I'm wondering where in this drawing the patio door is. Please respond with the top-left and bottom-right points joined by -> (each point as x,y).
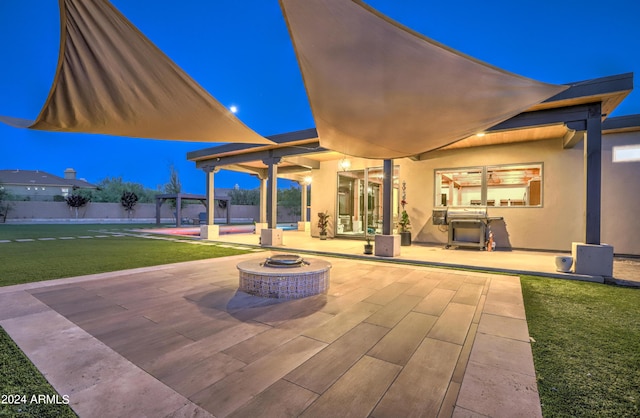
337,171 -> 365,236
337,166 -> 399,237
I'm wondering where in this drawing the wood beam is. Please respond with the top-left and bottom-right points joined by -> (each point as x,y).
194,142 -> 324,169
563,129 -> 585,149
282,156 -> 320,169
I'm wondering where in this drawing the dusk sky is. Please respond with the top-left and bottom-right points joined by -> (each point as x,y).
1,0 -> 639,193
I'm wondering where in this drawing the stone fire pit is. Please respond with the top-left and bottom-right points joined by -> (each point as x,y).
237,254 -> 331,299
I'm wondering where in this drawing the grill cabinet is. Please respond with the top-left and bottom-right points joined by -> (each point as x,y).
433,207 -> 502,250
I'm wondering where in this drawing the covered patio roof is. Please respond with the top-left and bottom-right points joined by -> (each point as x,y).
187,72 -> 633,181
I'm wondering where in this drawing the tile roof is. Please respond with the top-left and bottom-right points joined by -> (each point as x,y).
0,169 -> 97,188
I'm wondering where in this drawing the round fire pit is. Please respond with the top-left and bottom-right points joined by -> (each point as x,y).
263,254 -> 308,268
237,254 -> 331,299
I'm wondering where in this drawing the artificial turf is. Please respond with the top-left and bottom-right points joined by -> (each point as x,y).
521,276 -> 640,417
0,224 -> 252,287
0,327 -> 77,417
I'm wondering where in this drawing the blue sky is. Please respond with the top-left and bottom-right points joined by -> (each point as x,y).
1,0 -> 639,193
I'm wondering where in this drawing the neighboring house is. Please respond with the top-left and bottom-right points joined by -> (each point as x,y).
0,168 -> 97,201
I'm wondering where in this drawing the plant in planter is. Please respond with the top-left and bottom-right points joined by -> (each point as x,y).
364,236 -> 374,254
317,211 -> 330,240
398,181 -> 412,246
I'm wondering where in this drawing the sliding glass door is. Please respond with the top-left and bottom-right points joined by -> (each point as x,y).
337,166 -> 399,237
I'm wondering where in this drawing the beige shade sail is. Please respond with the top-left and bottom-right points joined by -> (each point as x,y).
280,0 -> 568,159
0,0 -> 273,145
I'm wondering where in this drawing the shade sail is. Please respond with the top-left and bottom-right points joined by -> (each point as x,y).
280,0 -> 568,159
0,0 -> 273,145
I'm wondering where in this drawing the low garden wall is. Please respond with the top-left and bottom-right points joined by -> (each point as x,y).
1,201 -> 298,224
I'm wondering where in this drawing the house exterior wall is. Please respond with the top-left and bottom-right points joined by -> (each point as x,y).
405,138 -> 586,252
309,130 -> 640,255
310,160 -> 339,238
1,184 -> 74,201
601,131 -> 640,255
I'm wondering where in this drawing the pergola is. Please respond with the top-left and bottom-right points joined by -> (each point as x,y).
155,193 -> 230,227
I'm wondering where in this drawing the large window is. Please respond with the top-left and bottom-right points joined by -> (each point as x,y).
435,163 -> 542,207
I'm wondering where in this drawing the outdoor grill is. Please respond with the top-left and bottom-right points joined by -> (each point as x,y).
433,207 -> 502,250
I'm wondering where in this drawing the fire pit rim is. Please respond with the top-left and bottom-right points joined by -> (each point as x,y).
262,253 -> 308,268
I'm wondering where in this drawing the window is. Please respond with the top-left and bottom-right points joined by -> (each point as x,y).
435,163 -> 542,207
435,167 -> 482,207
487,164 -> 542,206
613,144 -> 640,162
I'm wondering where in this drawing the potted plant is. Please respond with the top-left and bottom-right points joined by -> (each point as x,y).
364,236 -> 374,254
398,181 -> 411,246
317,211 -> 330,240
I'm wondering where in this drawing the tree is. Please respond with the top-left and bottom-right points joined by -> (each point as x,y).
120,191 -> 139,218
0,183 -> 13,222
228,188 -> 260,205
278,185 -> 302,217
163,165 -> 182,209
65,193 -> 90,219
92,176 -> 156,203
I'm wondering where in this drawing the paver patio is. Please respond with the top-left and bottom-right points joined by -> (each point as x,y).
0,251 -> 541,417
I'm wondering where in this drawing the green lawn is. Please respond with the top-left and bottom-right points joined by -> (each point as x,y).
522,276 -> 640,417
0,224 -> 252,287
0,223 -> 160,240
0,327 -> 77,417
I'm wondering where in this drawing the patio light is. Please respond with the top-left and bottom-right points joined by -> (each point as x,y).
339,158 -> 351,171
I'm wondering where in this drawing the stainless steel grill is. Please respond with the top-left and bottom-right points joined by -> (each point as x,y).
446,207 -> 489,221
433,207 -> 502,250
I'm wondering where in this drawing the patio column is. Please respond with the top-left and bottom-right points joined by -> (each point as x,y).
572,102 -> 613,277
261,157 -> 283,246
297,180 -> 310,232
201,167 -> 219,240
382,159 -> 393,235
253,173 -> 268,236
585,102 -> 602,245
155,196 -> 162,225
301,182 -> 308,222
260,177 -> 267,224
375,159 -> 400,257
176,194 -> 182,227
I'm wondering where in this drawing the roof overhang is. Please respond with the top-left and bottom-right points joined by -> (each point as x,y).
188,73 -> 634,176
415,73 -> 633,160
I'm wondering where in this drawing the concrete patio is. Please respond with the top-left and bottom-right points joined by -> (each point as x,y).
1,248 -> 541,417
148,227 -> 640,285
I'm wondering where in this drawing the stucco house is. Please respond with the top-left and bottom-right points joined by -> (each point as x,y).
187,75 -> 640,258
0,168 -> 97,201
1,0 -> 637,276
